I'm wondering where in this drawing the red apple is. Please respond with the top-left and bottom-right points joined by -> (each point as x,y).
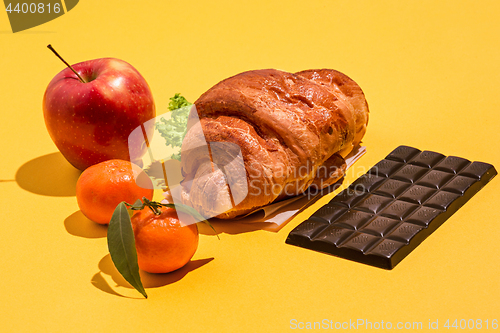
43,51 -> 155,171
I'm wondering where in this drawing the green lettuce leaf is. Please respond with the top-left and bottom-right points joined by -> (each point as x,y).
155,94 -> 192,161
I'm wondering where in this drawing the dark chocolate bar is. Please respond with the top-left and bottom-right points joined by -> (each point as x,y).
285,146 -> 497,269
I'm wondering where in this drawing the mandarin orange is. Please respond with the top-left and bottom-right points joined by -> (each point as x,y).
76,159 -> 154,224
131,206 -> 199,274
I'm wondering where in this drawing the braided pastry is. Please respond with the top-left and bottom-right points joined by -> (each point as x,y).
179,69 -> 369,219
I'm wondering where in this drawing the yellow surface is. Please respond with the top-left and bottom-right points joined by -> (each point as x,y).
1,1 -> 499,332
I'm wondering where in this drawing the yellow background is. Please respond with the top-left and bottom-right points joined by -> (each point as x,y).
1,1 -> 499,332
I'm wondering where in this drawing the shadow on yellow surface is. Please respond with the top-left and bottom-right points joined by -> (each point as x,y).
93,254 -> 214,297
16,152 -> 81,196
195,184 -> 335,235
65,210 -> 108,238
198,220 -> 273,235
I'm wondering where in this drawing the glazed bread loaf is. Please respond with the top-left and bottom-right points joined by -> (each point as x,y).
179,69 -> 369,219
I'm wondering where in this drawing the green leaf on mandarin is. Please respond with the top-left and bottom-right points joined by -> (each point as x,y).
107,202 -> 147,298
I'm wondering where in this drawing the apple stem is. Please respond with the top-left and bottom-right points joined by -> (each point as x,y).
47,44 -> 87,83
